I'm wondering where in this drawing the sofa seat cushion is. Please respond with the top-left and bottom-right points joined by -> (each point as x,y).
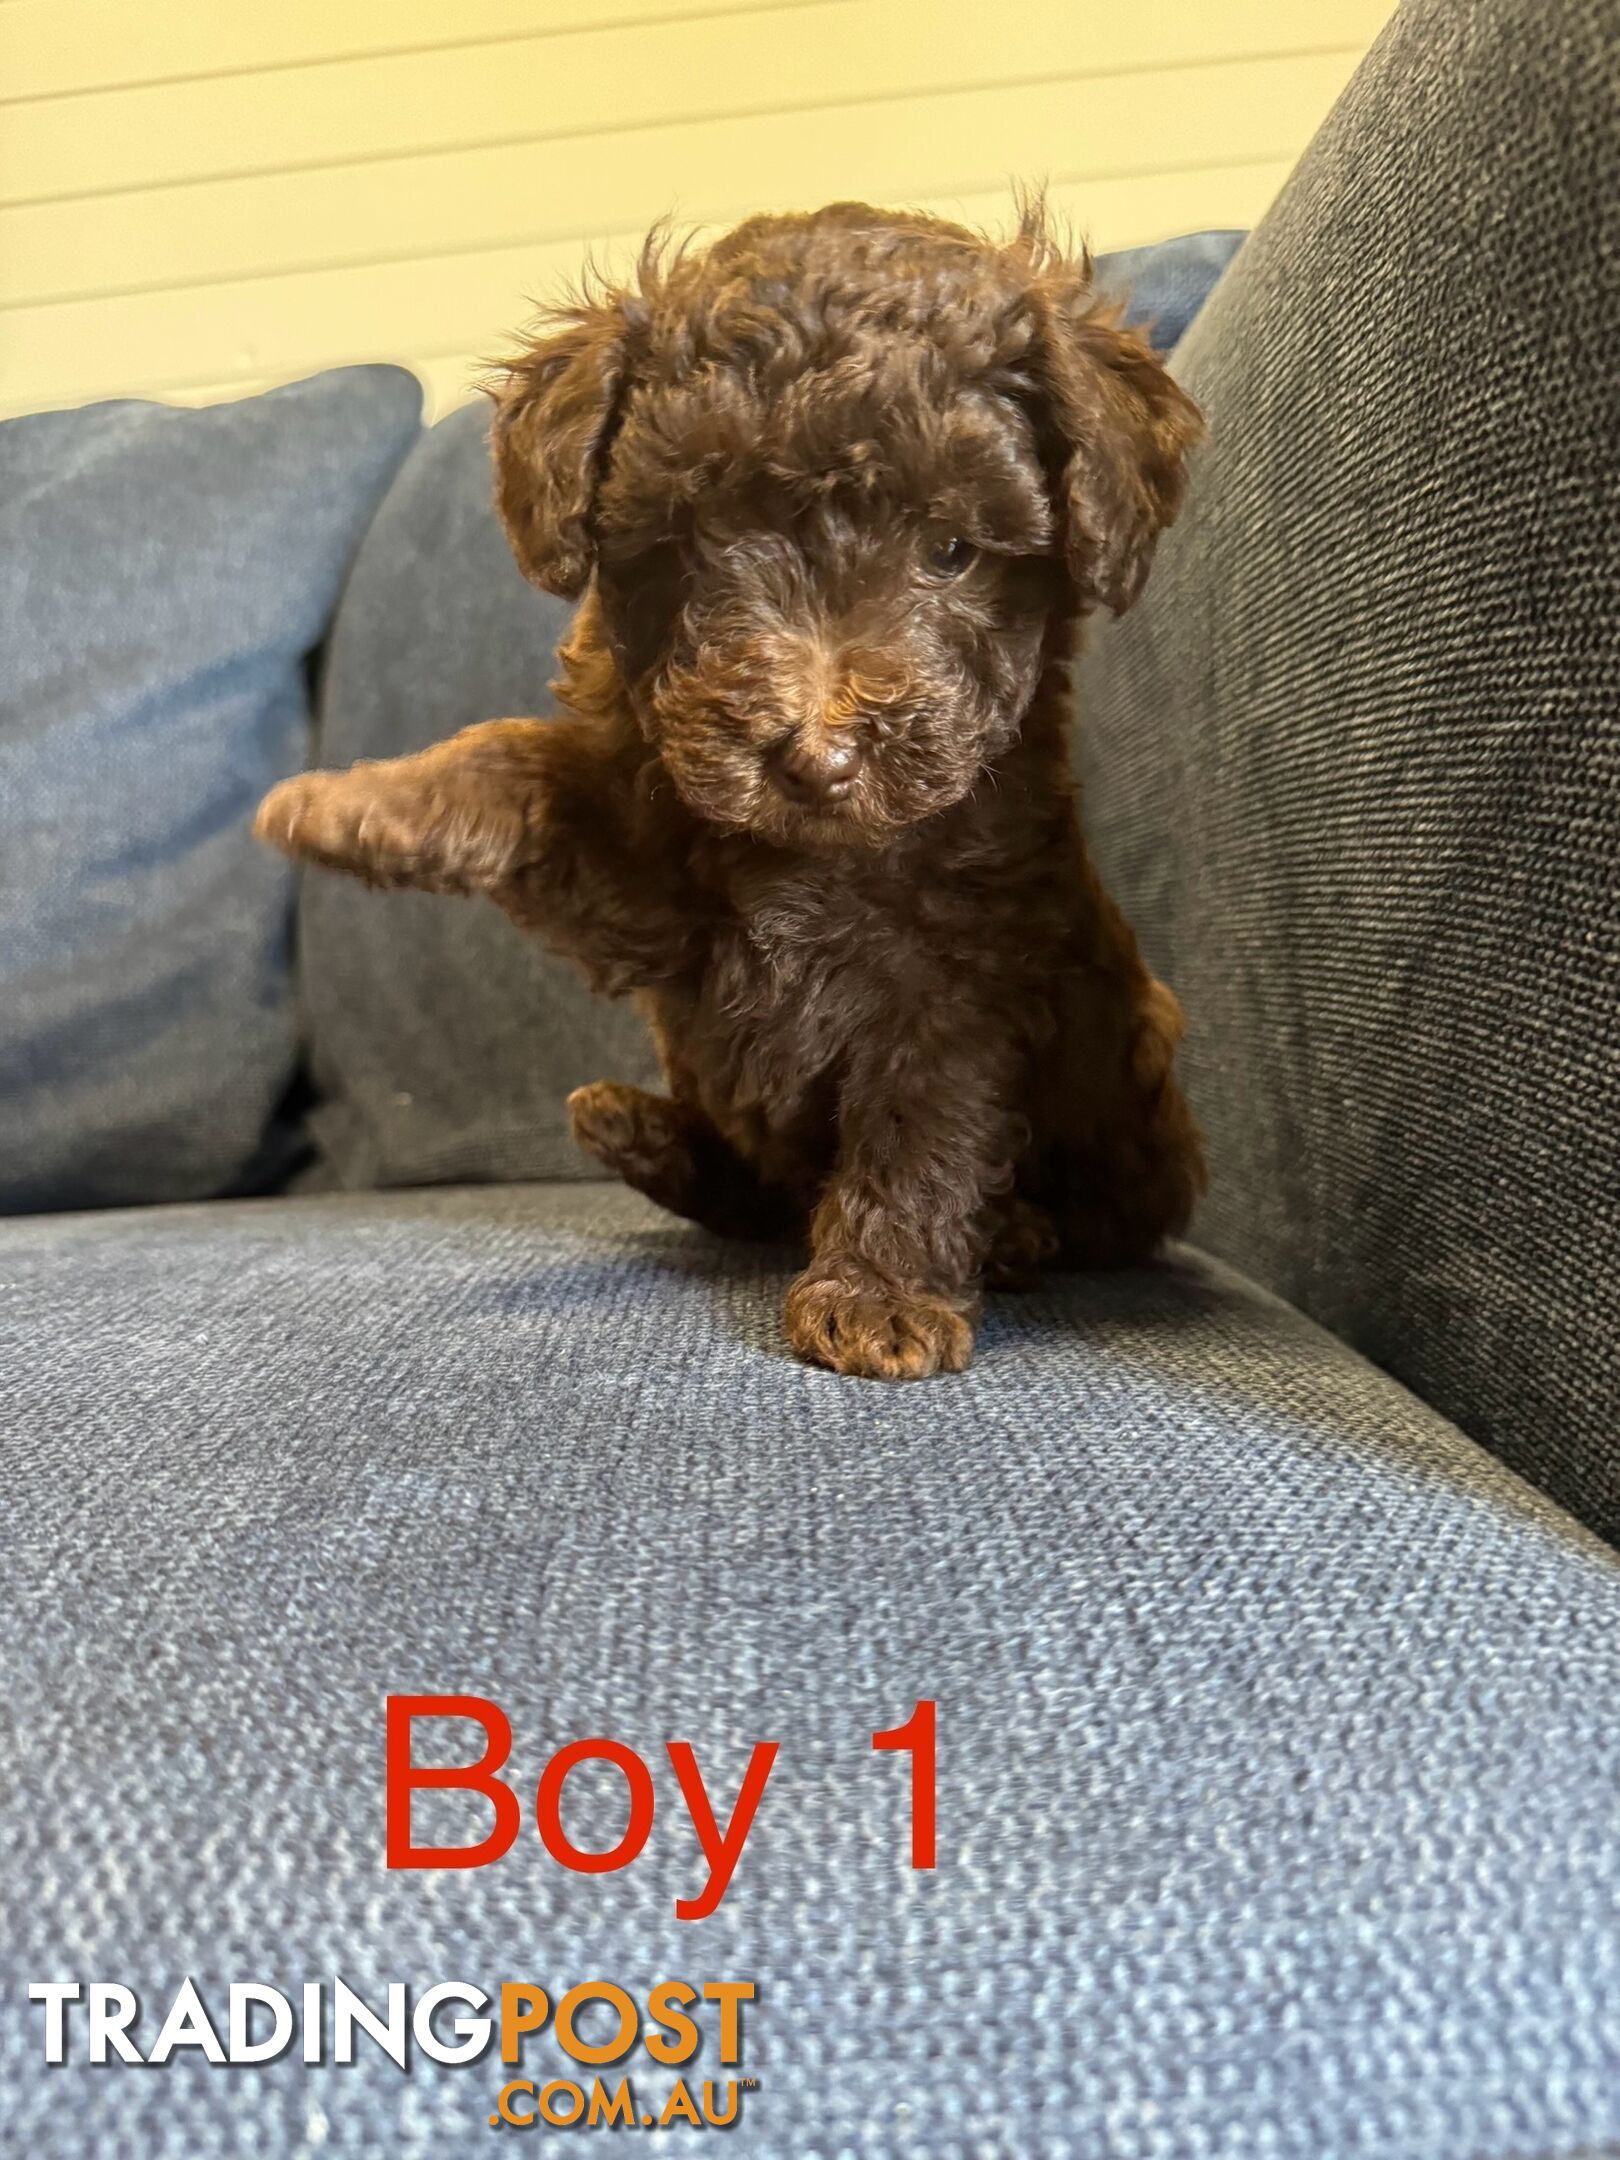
3,1182 -> 1617,2158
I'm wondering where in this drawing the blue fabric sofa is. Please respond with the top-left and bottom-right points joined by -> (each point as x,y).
2,1 -> 1615,2154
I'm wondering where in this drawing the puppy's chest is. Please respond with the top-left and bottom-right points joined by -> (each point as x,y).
706,877 -> 880,1054
693,860 -> 992,1078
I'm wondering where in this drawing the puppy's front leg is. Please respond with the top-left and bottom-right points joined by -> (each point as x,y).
255,719 -> 553,894
256,717 -> 690,990
784,1020 -> 1019,1381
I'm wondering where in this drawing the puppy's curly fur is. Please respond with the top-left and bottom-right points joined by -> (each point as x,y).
259,199 -> 1207,1380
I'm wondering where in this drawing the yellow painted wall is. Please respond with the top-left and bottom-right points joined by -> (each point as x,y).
0,0 -> 1397,422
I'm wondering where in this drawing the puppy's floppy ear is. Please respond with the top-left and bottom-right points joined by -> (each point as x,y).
1020,250 -> 1205,615
488,289 -> 636,598
253,721 -> 550,896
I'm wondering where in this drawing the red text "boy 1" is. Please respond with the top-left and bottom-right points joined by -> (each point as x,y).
384,1695 -> 937,1919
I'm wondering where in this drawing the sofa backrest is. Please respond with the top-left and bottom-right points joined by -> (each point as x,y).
1073,0 -> 1619,1542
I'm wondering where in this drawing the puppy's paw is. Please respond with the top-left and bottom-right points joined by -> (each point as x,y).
982,1196 -> 1060,1291
254,725 -> 545,894
784,1265 -> 973,1381
568,1082 -> 694,1187
254,767 -> 433,887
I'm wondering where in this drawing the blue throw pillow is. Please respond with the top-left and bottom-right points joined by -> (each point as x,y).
1096,230 -> 1247,352
0,367 -> 423,1214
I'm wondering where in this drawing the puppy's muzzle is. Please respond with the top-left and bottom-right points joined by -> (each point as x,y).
770,730 -> 864,808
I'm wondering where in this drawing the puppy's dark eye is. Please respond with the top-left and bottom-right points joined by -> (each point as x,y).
925,535 -> 977,578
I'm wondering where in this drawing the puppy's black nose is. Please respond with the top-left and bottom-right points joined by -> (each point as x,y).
772,733 -> 863,807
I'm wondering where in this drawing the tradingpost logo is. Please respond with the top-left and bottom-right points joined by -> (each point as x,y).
27,1977 -> 757,2134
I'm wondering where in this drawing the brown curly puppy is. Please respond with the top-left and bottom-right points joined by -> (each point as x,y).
257,200 -> 1206,1380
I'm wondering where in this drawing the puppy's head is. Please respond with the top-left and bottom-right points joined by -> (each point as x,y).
492,200 -> 1202,850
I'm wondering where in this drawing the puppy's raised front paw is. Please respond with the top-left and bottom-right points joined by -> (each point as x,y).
784,1265 -> 973,1381
253,767 -> 422,885
254,724 -> 546,894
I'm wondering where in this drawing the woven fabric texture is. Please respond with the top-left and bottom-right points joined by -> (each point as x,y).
1072,0 -> 1620,1540
3,1182 -> 1618,2158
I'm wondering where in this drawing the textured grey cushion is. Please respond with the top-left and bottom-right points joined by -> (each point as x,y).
301,399 -> 660,1192
1073,0 -> 1620,1541
301,237 -> 1238,1196
0,369 -> 422,1214
3,1182 -> 1618,2157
